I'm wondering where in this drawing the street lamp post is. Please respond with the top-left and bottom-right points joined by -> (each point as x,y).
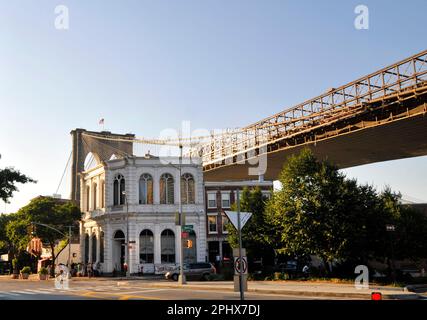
122,191 -> 130,277
177,144 -> 186,285
168,144 -> 186,284
31,222 -> 73,271
386,224 -> 396,283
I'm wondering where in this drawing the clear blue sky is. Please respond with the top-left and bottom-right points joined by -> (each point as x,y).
1,0 -> 426,213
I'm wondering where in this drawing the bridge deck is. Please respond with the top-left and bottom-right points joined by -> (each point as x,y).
204,102 -> 427,181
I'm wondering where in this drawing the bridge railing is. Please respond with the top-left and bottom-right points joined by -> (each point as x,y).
193,50 -> 427,165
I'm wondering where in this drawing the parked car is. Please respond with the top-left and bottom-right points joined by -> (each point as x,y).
165,263 -> 216,281
277,260 -> 298,274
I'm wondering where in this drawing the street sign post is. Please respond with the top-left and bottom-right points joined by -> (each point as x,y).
227,189 -> 252,300
182,225 -> 193,232
234,256 -> 248,275
224,211 -> 252,231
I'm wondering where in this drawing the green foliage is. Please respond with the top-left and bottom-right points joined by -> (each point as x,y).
4,197 -> 81,274
55,239 -> 69,255
0,213 -> 14,254
0,167 -> 36,203
226,187 -> 276,266
20,266 -> 31,274
6,214 -> 32,253
17,197 -> 81,248
266,148 -> 427,272
12,258 -> 18,270
38,267 -> 48,275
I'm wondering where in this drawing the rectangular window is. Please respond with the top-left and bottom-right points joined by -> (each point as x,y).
221,192 -> 230,208
207,193 -> 217,209
222,215 -> 229,234
208,215 -> 218,234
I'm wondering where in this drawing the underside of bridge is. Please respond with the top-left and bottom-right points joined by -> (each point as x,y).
203,86 -> 427,181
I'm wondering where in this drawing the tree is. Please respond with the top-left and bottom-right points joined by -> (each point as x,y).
0,166 -> 36,203
379,189 -> 427,267
14,197 -> 81,276
227,187 -> 276,269
266,149 -> 352,269
266,148 -> 427,278
0,213 -> 15,255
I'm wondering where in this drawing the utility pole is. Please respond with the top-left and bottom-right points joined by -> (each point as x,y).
123,191 -> 130,277
31,222 -> 73,270
68,225 -> 72,268
178,144 -> 186,285
236,189 -> 244,301
386,224 -> 396,283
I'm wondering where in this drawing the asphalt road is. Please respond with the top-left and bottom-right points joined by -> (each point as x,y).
0,278 -> 351,300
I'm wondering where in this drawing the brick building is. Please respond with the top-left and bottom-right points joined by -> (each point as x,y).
204,180 -> 273,266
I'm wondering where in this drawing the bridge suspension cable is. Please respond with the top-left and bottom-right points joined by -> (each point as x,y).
55,151 -> 72,196
78,50 -> 427,168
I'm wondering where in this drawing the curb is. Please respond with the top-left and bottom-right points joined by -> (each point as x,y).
405,284 -> 427,293
145,283 -> 420,300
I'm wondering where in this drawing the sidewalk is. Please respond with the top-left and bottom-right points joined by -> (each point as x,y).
144,280 -> 421,300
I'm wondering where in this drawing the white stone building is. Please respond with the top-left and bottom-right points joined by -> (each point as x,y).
79,155 -> 206,275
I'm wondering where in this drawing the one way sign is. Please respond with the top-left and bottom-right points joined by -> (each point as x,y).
224,211 -> 252,230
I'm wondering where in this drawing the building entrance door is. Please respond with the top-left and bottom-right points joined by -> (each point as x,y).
113,230 -> 126,272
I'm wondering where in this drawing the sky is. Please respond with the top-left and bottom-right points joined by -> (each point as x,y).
1,0 -> 426,213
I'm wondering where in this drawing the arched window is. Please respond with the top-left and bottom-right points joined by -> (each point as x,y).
139,229 -> 154,263
160,174 -> 174,204
113,174 -> 125,206
86,186 -> 90,211
139,174 -> 153,204
161,229 -> 175,263
91,234 -> 97,263
93,183 -> 97,210
100,231 -> 104,263
114,230 -> 125,239
181,173 -> 195,204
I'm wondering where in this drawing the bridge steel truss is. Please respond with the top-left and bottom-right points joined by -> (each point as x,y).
193,50 -> 427,175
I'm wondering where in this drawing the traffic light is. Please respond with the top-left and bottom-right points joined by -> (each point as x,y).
186,240 -> 193,248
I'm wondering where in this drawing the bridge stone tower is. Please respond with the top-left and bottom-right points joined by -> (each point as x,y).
70,129 -> 135,204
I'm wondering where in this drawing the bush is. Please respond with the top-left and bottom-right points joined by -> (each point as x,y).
38,267 -> 48,275
21,266 -> 31,274
273,272 -> 290,280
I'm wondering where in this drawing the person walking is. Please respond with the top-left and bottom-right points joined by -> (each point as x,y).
87,263 -> 93,278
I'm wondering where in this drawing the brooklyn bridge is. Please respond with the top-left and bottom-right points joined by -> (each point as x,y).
72,49 -> 427,191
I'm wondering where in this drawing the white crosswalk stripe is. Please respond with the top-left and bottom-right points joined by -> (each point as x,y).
10,290 -> 37,295
0,285 -> 136,299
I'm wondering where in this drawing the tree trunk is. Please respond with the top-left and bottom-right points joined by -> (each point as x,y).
322,258 -> 331,276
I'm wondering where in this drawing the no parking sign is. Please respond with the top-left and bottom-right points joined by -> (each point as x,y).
234,256 -> 248,275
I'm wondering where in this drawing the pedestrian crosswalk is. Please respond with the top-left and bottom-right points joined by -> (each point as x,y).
0,285 -> 130,299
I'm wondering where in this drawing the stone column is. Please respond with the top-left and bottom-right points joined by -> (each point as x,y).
153,172 -> 160,204
128,216 -> 138,275
96,230 -> 101,263
175,225 -> 181,265
104,223 -> 113,273
79,221 -> 85,264
154,225 -> 161,264
88,231 -> 93,263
